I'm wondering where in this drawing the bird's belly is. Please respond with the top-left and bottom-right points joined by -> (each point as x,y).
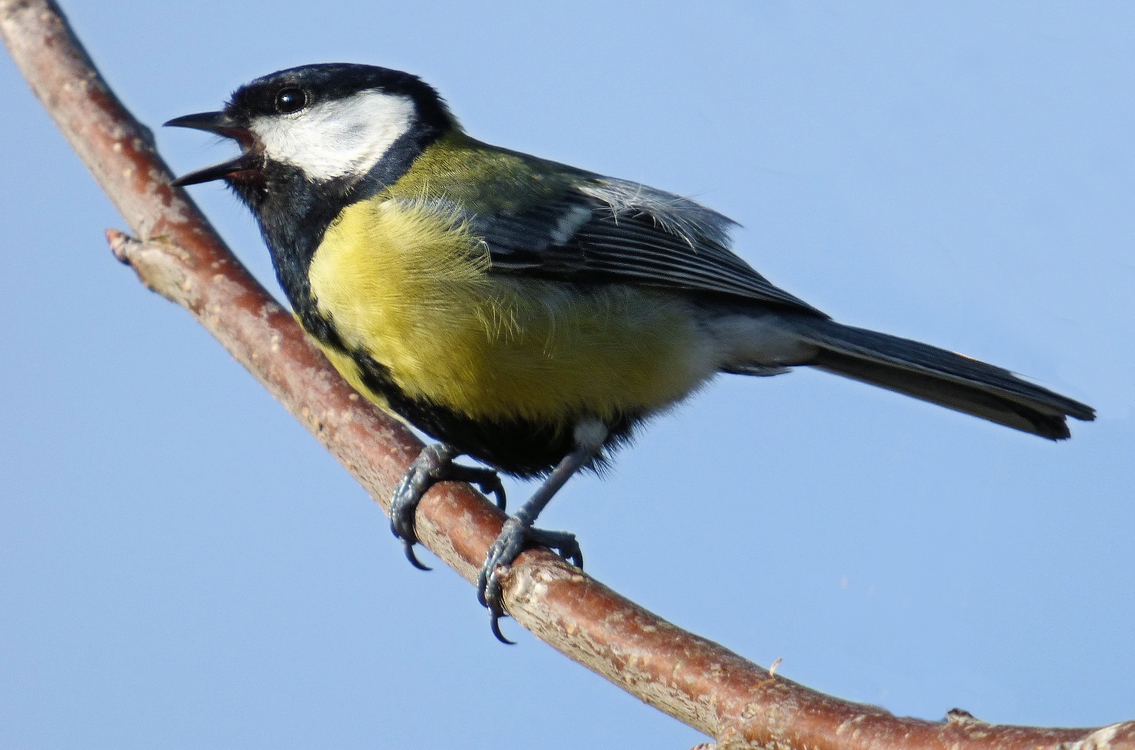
306,199 -> 718,431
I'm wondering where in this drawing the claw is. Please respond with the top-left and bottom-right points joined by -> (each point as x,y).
444,463 -> 506,511
391,445 -> 508,571
478,560 -> 516,644
489,608 -> 515,645
389,443 -> 465,570
479,477 -> 507,511
474,515 -> 584,644
414,421 -> 605,643
530,527 -> 583,570
402,539 -> 432,571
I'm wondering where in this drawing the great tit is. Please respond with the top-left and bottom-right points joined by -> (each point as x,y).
167,63 -> 1094,642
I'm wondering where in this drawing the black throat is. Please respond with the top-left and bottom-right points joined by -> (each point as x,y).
226,120 -> 450,349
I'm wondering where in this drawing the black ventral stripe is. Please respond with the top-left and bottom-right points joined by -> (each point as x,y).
347,349 -> 638,478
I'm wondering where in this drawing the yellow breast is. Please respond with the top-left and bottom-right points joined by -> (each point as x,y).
306,196 -> 715,425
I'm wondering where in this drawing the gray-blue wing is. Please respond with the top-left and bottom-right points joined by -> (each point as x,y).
466,177 -> 826,316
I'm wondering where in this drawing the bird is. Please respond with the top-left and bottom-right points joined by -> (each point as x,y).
166,63 -> 1094,642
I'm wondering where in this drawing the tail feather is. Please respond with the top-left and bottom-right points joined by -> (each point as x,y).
789,318 -> 1095,440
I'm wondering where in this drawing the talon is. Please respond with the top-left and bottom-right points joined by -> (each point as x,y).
474,514 -> 585,644
403,540 -> 431,571
527,527 -> 583,570
553,536 -> 582,569
480,478 -> 506,510
444,463 -> 507,511
389,443 -> 462,571
423,421 -> 605,642
489,609 -> 515,645
479,563 -> 515,644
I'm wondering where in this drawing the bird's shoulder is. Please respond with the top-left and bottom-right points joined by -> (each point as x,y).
382,131 -> 578,211
382,132 -> 823,314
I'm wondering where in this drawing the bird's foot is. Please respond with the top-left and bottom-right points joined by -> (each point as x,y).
390,444 -> 506,571
476,516 -> 583,644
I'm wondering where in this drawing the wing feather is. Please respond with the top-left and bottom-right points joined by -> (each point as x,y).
393,137 -> 822,314
469,179 -> 823,315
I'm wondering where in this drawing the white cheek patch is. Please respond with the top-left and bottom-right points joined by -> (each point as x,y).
251,90 -> 416,180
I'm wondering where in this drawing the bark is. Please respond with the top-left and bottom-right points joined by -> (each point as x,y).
3,1 -> 1132,747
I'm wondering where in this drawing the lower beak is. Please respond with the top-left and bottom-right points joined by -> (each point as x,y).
169,156 -> 250,187
165,110 -> 256,186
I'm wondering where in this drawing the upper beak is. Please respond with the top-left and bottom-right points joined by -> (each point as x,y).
164,110 -> 255,187
165,110 -> 246,138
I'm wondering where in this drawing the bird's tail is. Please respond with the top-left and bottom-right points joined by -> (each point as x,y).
788,317 -> 1095,440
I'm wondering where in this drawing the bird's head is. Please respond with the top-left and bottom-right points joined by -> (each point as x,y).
166,63 -> 453,201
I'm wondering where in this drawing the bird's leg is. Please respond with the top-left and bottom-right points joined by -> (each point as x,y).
477,420 -> 608,643
390,443 -> 506,571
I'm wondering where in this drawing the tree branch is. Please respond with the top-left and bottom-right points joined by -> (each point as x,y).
3,1 -> 1131,747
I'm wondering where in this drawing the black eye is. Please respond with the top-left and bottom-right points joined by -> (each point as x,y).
274,87 -> 307,114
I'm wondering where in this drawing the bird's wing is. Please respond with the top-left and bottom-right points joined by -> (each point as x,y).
462,176 -> 824,315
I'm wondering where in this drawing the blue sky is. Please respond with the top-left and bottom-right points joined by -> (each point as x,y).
2,2 -> 1132,747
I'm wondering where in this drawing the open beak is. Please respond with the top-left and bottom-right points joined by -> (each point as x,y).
165,111 -> 255,186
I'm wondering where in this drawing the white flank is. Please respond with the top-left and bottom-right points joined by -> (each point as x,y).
707,313 -> 817,370
251,90 -> 416,180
